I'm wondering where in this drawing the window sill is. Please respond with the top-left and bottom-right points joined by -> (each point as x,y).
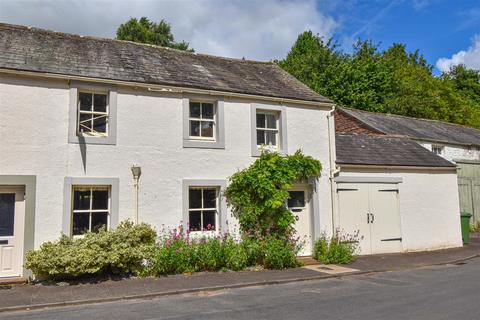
183,139 -> 225,149
188,230 -> 218,239
252,147 -> 286,157
68,134 -> 116,145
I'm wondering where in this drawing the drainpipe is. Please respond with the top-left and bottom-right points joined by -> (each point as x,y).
327,106 -> 340,235
131,165 -> 142,224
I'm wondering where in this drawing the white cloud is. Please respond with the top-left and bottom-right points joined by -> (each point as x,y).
0,0 -> 338,61
436,35 -> 480,72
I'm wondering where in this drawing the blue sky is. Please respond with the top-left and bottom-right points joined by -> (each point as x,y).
322,0 -> 480,72
0,0 -> 479,72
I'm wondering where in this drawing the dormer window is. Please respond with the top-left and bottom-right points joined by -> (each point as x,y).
432,145 -> 444,155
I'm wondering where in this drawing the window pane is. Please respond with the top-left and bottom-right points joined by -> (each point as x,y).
93,94 -> 107,113
189,189 -> 202,209
189,211 -> 202,231
203,189 -> 217,209
288,191 -> 305,208
202,210 -> 216,231
79,92 -> 92,111
91,212 -> 108,232
200,121 -> 214,138
256,113 -> 265,128
92,190 -> 109,210
0,194 -> 15,237
73,190 -> 91,210
257,130 -> 265,145
190,102 -> 201,118
72,212 -> 90,235
266,131 -> 277,146
202,103 -> 214,119
93,116 -> 107,133
266,114 -> 277,129
190,120 -> 200,137
79,113 -> 92,133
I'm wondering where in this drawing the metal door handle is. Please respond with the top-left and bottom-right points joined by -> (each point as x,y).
371,213 -> 374,223
367,212 -> 370,224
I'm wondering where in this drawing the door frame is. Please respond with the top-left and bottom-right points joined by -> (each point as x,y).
0,176 -> 36,278
288,185 -> 314,256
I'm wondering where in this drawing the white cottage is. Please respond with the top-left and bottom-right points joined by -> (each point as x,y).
0,23 -> 336,278
0,23 -> 467,280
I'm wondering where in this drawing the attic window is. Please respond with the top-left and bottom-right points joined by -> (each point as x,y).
432,145 -> 444,155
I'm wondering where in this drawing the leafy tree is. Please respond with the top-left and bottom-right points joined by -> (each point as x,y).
280,31 -> 480,128
225,151 -> 322,239
116,17 -> 193,51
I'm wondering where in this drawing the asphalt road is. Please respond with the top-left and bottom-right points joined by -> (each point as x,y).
2,258 -> 480,320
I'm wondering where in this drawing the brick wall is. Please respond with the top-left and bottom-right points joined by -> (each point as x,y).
334,110 -> 383,135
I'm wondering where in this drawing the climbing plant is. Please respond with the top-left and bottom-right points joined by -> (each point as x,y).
225,150 -> 322,239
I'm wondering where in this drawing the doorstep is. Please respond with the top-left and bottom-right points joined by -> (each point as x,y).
0,277 -> 27,285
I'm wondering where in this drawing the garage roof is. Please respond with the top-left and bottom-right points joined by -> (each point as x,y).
338,108 -> 480,147
0,23 -> 331,104
336,134 -> 456,167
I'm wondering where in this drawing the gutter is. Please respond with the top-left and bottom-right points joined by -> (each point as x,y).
0,68 -> 334,109
337,164 -> 457,171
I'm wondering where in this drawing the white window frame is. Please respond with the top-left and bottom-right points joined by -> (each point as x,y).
432,145 -> 444,155
188,101 -> 216,141
256,111 -> 279,150
187,186 -> 219,233
63,177 -> 119,236
250,103 -> 287,157
71,186 -> 111,237
68,81 -> 117,145
182,179 -> 227,235
182,96 -> 225,149
77,91 -> 109,137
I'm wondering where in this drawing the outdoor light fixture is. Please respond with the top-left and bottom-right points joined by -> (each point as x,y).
131,165 -> 142,223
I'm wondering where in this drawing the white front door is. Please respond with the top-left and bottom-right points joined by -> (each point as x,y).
0,187 -> 25,278
288,188 -> 312,256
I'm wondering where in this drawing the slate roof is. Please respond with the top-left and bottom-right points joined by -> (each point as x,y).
336,134 -> 456,167
0,23 -> 331,104
339,108 -> 480,147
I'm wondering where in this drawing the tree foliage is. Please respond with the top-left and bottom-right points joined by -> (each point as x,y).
280,31 -> 480,128
225,151 -> 322,239
116,17 -> 193,51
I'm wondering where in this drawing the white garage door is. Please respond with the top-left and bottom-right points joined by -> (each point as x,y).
337,183 -> 402,255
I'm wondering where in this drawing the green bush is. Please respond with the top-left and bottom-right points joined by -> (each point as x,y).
261,237 -> 299,269
470,221 -> 480,233
25,221 -> 156,280
313,231 -> 358,264
225,150 -> 322,239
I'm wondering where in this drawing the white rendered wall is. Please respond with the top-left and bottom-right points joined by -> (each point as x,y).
0,74 -> 334,248
418,141 -> 480,163
336,168 -> 463,252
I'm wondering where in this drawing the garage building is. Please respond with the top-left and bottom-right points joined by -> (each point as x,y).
335,134 -> 463,255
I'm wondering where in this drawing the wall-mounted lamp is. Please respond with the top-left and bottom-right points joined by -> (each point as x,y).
131,165 -> 142,223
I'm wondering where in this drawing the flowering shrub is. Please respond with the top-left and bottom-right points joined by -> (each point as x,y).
261,236 -> 299,269
149,227 -> 251,275
313,230 -> 359,264
25,221 -> 157,280
225,151 -> 321,240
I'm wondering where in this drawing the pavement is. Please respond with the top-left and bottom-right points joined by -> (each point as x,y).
3,256 -> 480,320
0,238 -> 478,314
